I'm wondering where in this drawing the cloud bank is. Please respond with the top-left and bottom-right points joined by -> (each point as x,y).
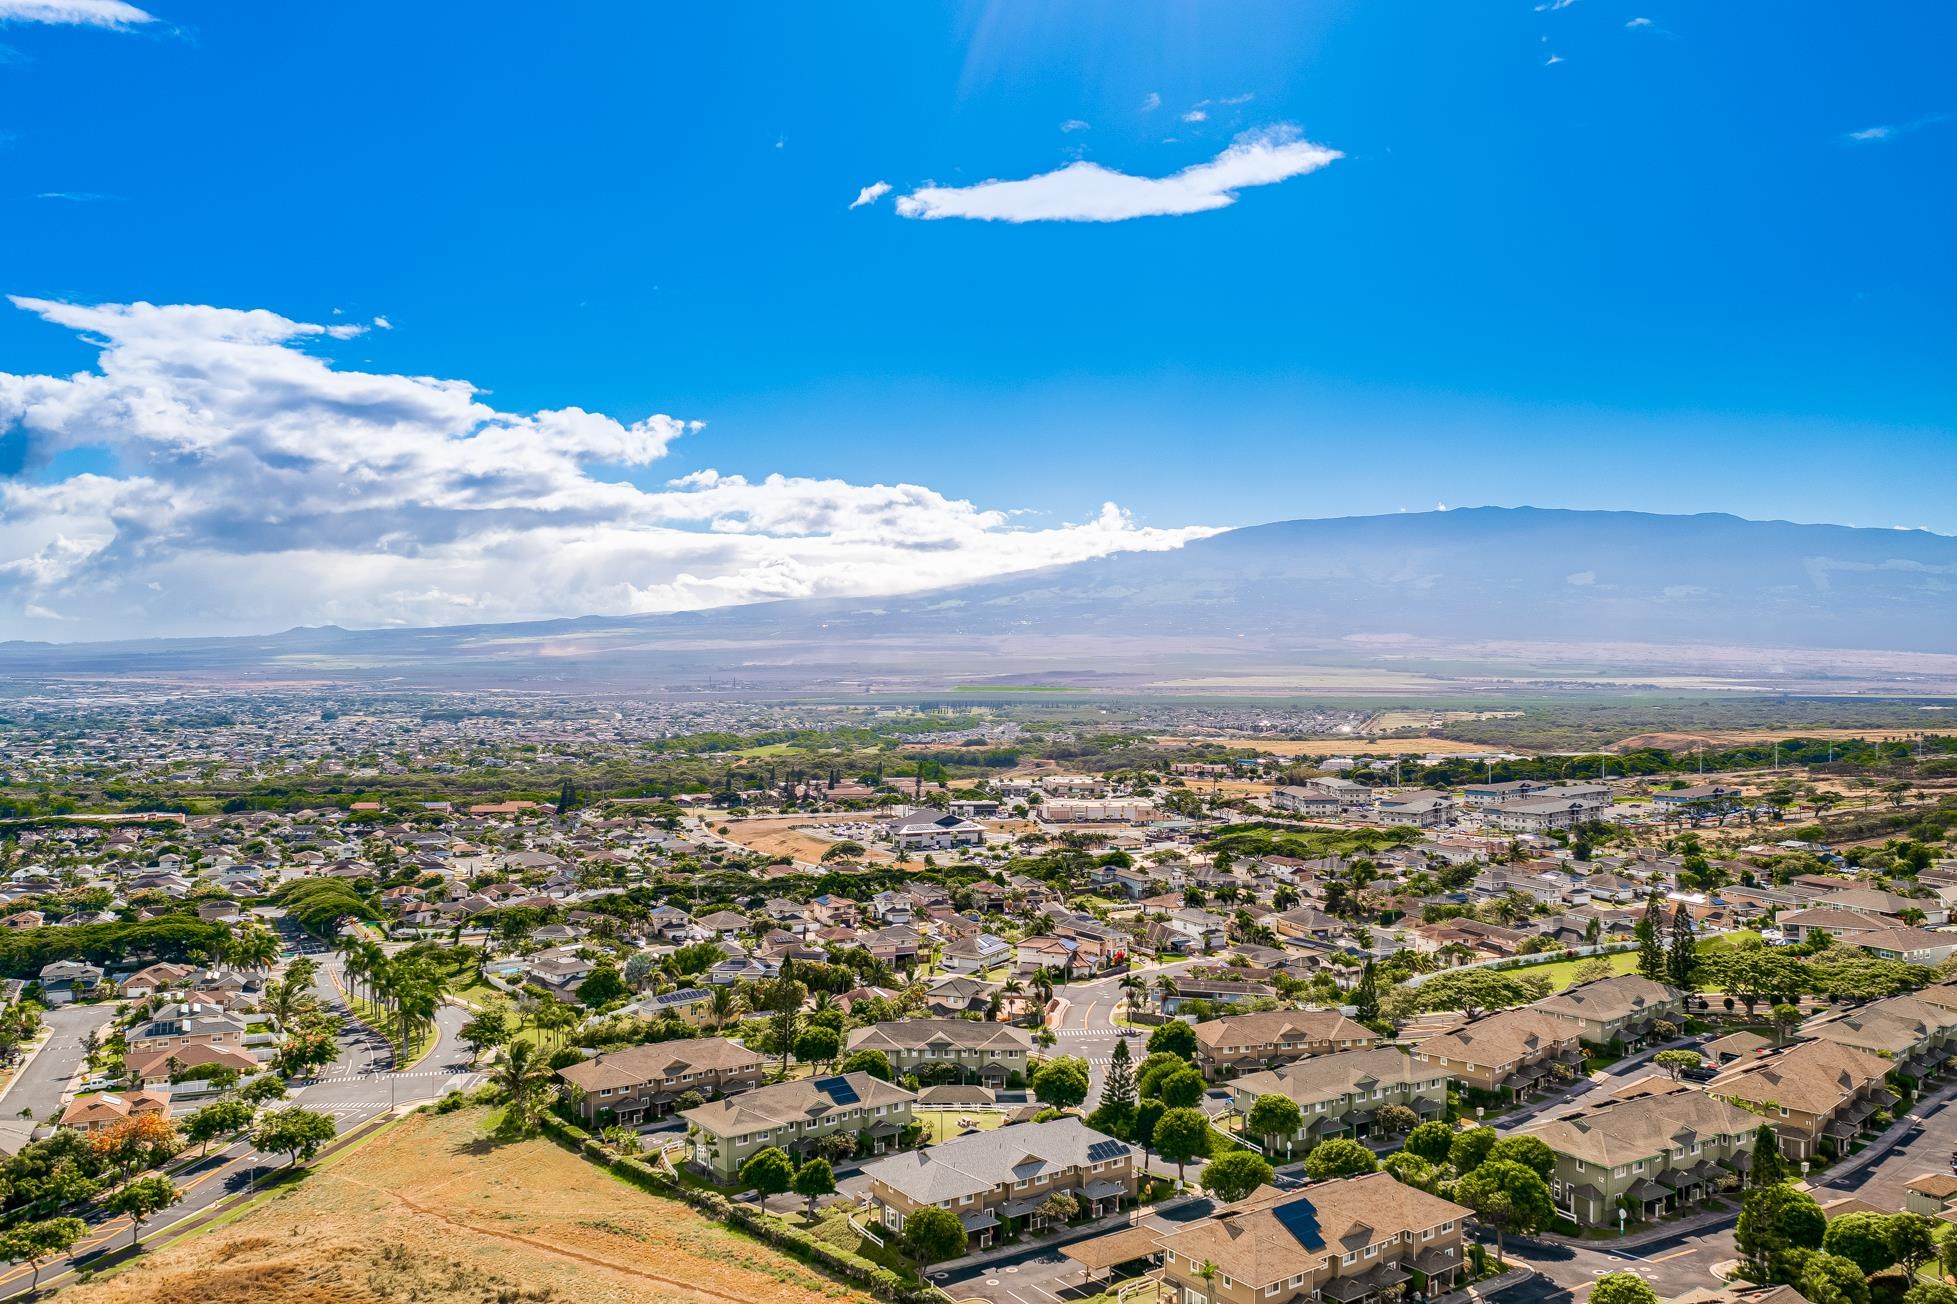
893,125 -> 1340,223
0,0 -> 151,27
0,298 -> 1216,639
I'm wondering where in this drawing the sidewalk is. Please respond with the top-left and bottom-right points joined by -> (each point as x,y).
1433,1266 -> 1534,1304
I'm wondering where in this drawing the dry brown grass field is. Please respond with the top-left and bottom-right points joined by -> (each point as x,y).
1613,727 -> 1942,750
57,1108 -> 871,1304
717,813 -> 896,865
1155,736 -> 1503,757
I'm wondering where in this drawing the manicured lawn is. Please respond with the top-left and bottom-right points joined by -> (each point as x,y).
1494,931 -> 1760,992
915,1107 -> 1006,1145
802,1204 -> 917,1276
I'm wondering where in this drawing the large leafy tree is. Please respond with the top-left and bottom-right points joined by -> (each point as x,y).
251,1107 -> 337,1169
1448,1125 -> 1498,1174
903,1205 -> 968,1268
1821,1211 -> 1899,1275
1304,1138 -> 1378,1181
792,1157 -> 836,1219
1589,1274 -> 1660,1304
1246,1093 -> 1302,1156
1201,1151 -> 1275,1203
1736,1183 -> 1826,1277
1151,1107 -> 1212,1187
1486,1135 -> 1556,1181
1454,1160 -> 1552,1262
104,1174 -> 181,1248
1032,1056 -> 1090,1111
0,1216 -> 87,1290
1146,1020 -> 1197,1060
184,1099 -> 256,1157
740,1146 -> 795,1201
1747,1125 -> 1785,1186
1404,1120 -> 1455,1166
1156,1066 -> 1206,1110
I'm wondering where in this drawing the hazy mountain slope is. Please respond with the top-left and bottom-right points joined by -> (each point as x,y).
3,508 -> 1953,687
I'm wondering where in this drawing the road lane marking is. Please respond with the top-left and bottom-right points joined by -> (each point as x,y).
1647,1247 -> 1699,1262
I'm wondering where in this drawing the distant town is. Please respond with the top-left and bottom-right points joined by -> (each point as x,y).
0,688 -> 1950,1304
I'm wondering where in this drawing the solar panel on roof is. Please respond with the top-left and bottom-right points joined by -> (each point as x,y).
813,1076 -> 860,1105
1272,1195 -> 1324,1251
1086,1139 -> 1129,1163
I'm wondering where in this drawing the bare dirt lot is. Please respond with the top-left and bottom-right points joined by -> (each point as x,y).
59,1108 -> 871,1304
717,814 -> 895,865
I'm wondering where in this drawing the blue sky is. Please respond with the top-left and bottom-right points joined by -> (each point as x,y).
0,2 -> 1953,637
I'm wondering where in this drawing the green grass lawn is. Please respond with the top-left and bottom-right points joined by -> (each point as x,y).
914,1107 -> 1007,1145
802,1205 -> 918,1276
1495,931 -> 1760,992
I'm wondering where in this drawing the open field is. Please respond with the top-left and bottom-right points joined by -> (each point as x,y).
1155,736 -> 1511,757
1615,727 -> 1948,750
1488,931 -> 1761,993
56,1107 -> 871,1304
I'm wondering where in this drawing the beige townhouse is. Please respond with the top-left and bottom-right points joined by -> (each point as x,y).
1409,1007 -> 1585,1097
844,1019 -> 1034,1087
1229,1048 -> 1447,1156
1531,974 -> 1686,1050
1157,1173 -> 1472,1304
1708,1038 -> 1892,1162
863,1116 -> 1134,1253
1519,1084 -> 1760,1227
1195,1009 -> 1379,1079
126,1001 -> 249,1054
1800,992 -> 1957,1083
557,1035 -> 765,1125
683,1072 -> 916,1183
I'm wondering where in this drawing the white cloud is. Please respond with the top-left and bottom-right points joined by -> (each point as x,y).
0,297 -> 1216,638
1181,109 -> 1208,123
372,314 -> 393,330
1545,54 -> 1566,65
849,180 -> 892,209
1626,16 -> 1651,26
1533,0 -> 1577,10
1060,119 -> 1090,133
892,125 -> 1341,224
1844,114 -> 1948,145
1140,92 -> 1160,112
0,0 -> 150,26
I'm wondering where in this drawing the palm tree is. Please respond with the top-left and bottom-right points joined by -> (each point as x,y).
1197,1258 -> 1220,1304
227,925 -> 279,972
1153,975 -> 1179,1006
493,1039 -> 556,1129
707,985 -> 743,1031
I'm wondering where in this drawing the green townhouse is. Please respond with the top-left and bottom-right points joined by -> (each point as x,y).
681,1071 -> 917,1183
1528,974 -> 1687,1052
1519,1084 -> 1762,1227
1229,1048 -> 1448,1158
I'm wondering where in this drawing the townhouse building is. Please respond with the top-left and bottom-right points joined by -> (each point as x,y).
1409,1008 -> 1585,1097
1773,906 -> 1892,944
885,808 -> 985,852
1193,1009 -> 1378,1079
557,1036 -> 765,1125
864,1116 -> 1134,1252
1853,927 -> 1957,965
1708,1039 -> 1893,1161
940,932 -> 1011,974
682,1072 -> 917,1182
1272,787 -> 1344,818
1800,991 -> 1957,1082
1519,1086 -> 1760,1226
1157,1173 -> 1472,1304
1228,1048 -> 1447,1155
1374,792 -> 1454,828
1531,975 -> 1686,1050
845,1019 -> 1034,1087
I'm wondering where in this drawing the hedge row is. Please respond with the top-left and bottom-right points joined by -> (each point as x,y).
535,1114 -> 935,1304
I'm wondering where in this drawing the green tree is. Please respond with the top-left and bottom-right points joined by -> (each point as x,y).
740,1146 -> 795,1201
1374,1103 -> 1418,1137
1486,1134 -> 1556,1181
1032,1056 -> 1091,1111
1736,1183 -> 1825,1277
820,840 -> 866,864
1137,1053 -> 1192,1101
1102,1037 -> 1137,1112
1448,1125 -> 1498,1174
1201,1151 -> 1275,1203
838,1048 -> 892,1081
793,1024 -> 841,1068
1821,1211 -> 1898,1275
1654,1049 -> 1704,1080
459,1004 -> 514,1062
1133,1098 -> 1167,1166
792,1157 -> 836,1219
0,1216 -> 87,1290
1404,1120 -> 1456,1166
1246,1093 -> 1303,1157
1748,1125 -> 1785,1186
1304,1137 -> 1379,1181
1667,903 -> 1696,989
1636,896 -> 1666,982
103,1173 -> 181,1248
251,1106 -> 337,1169
491,1039 -> 557,1130
1776,1248 -> 1870,1304
1906,1285 -> 1957,1304
1157,1065 -> 1206,1109
575,966 -> 630,1007
184,1098 -> 256,1157
1382,1150 -> 1439,1193
1147,1020 -> 1197,1060
1353,960 -> 1380,1022
903,1205 -> 968,1268
751,977 -> 807,1077
1886,1211 -> 1938,1278
1152,1107 -> 1212,1187
1454,1160 -> 1552,1262
1589,1273 -> 1660,1304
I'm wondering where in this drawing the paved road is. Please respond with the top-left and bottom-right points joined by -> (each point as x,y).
0,939 -> 484,1300
0,1002 -> 116,1125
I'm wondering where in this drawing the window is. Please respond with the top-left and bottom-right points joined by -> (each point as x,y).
1365,1246 -> 1377,1259
1344,1252 -> 1357,1265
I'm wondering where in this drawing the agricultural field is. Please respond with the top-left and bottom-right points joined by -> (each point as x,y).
57,1107 -> 871,1304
